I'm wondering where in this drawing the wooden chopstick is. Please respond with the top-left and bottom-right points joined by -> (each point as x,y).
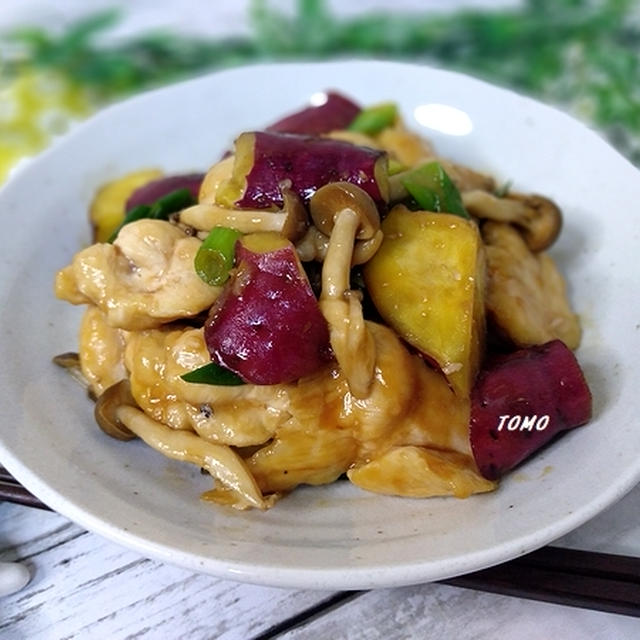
1,463 -> 638,617
0,465 -> 51,510
442,546 -> 640,618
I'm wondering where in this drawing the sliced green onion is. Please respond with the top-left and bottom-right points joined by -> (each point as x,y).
148,188 -> 196,220
181,361 -> 245,386
108,188 -> 196,242
194,226 -> 242,286
348,102 -> 398,135
400,161 -> 469,219
387,157 -> 407,176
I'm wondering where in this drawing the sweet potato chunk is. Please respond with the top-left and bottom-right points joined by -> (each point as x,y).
470,340 -> 592,480
216,131 -> 388,210
204,233 -> 332,384
267,91 -> 361,135
125,173 -> 203,211
363,205 -> 486,397
89,168 -> 162,242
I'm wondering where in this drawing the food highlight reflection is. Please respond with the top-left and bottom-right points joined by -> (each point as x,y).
413,103 -> 474,137
309,91 -> 330,107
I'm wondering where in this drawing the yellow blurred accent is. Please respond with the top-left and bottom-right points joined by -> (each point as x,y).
0,68 -> 94,183
90,169 -> 163,242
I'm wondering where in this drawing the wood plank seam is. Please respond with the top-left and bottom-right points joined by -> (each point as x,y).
249,591 -> 366,640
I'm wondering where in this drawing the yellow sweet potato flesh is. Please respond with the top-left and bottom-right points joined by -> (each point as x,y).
215,133 -> 255,208
89,168 -> 162,243
363,205 -> 485,397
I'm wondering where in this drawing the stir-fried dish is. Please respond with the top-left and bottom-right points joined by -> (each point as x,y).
54,92 -> 592,510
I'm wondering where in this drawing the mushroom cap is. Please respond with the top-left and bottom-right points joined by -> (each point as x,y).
309,182 -> 380,240
463,189 -> 563,252
279,189 -> 309,242
94,380 -> 137,441
507,193 -> 563,252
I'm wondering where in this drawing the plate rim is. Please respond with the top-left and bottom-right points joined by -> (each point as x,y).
1,59 -> 640,590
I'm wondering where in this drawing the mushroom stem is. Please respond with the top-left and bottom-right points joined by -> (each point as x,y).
116,405 -> 268,510
179,191 -> 308,241
319,292 -> 376,399
322,208 -> 360,298
463,189 -> 523,219
94,380 -> 137,441
296,226 -> 383,266
181,203 -> 282,232
309,182 -> 381,398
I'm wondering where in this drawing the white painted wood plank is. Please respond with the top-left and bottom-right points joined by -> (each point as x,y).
279,585 -> 640,640
280,484 -> 640,640
2,481 -> 639,638
0,503 -> 335,640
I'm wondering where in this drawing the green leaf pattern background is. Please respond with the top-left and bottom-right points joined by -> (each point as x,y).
1,0 -> 639,182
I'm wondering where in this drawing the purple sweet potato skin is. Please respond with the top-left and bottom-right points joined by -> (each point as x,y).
267,91 -> 361,135
125,174 -> 204,211
204,243 -> 332,385
470,340 -> 592,480
236,131 -> 386,209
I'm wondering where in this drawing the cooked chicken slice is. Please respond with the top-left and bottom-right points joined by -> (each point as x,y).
124,326 -> 290,446
246,420 -> 358,494
249,322 -> 476,496
55,219 -> 220,330
79,306 -> 127,397
375,120 -> 435,167
287,322 -> 418,445
348,446 -> 495,498
55,265 -> 90,304
482,221 -> 582,349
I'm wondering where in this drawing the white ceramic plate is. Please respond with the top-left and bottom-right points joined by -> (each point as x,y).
1,61 -> 639,590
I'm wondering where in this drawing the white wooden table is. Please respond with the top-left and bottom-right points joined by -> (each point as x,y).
0,0 -> 638,636
2,483 -> 639,639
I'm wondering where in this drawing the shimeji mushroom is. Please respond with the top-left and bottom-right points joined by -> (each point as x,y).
309,182 -> 381,398
94,380 -> 137,441
462,189 -> 562,252
296,224 -> 384,265
179,189 -> 308,242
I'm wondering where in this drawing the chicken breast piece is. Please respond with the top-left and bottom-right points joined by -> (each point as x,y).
348,446 -> 496,499
55,219 -> 220,330
124,326 -> 290,446
247,322 -> 479,496
78,305 -> 127,397
482,221 -> 582,349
